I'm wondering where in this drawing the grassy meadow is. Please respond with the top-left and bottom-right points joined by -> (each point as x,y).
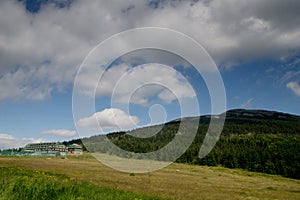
0,154 -> 300,199
0,166 -> 160,200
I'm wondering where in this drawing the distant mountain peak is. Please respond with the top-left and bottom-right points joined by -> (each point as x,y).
170,109 -> 300,124
224,109 -> 300,120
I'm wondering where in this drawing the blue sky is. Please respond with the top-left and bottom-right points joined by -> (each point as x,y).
0,0 -> 299,149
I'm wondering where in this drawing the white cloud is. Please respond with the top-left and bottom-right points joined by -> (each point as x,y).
76,108 -> 139,132
0,0 -> 299,100
287,81 -> 300,96
93,63 -> 196,105
280,70 -> 300,84
0,67 -> 53,101
40,129 -> 77,138
240,98 -> 254,108
241,17 -> 271,33
0,133 -> 46,149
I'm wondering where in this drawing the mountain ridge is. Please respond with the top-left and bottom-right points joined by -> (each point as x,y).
170,108 -> 300,124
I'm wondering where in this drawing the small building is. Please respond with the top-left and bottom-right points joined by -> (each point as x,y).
67,144 -> 83,156
22,142 -> 68,156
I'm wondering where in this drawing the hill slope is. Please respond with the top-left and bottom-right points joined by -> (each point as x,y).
0,156 -> 299,200
76,109 -> 300,179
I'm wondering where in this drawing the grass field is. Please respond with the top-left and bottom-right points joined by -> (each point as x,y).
0,154 -> 299,200
0,167 -> 160,200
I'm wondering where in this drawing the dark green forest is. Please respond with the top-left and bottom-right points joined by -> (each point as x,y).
71,109 -> 300,179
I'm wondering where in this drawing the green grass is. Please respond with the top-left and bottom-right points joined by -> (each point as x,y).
0,167 -> 161,200
0,154 -> 299,199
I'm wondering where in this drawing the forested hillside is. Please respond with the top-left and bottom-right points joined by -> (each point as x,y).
76,109 -> 300,179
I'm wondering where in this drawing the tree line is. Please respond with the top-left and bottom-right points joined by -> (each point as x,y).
70,110 -> 300,179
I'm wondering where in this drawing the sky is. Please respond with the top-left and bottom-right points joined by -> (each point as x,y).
0,0 -> 299,149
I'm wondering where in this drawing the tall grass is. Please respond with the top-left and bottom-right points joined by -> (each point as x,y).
0,167 -> 161,200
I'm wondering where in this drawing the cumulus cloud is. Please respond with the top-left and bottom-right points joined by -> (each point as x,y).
93,63 -> 195,105
0,133 -> 46,149
76,108 -> 139,132
0,0 -> 300,100
287,81 -> 300,96
40,129 -> 77,138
